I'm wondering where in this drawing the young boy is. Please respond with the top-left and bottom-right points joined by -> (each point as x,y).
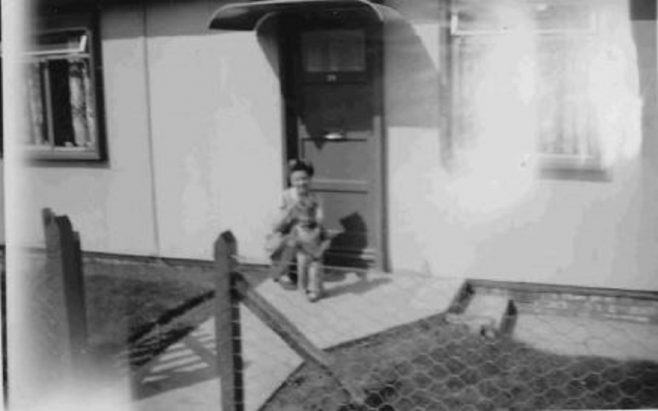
268,159 -> 329,302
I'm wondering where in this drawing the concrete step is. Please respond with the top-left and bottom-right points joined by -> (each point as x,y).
472,284 -> 658,324
446,294 -> 517,338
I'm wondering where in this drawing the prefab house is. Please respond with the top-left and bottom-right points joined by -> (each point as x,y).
17,0 -> 658,290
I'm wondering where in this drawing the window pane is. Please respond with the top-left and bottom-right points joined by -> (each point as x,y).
302,30 -> 366,73
68,59 -> 96,148
49,59 -> 76,147
26,62 -> 49,146
533,2 -> 592,32
453,0 -> 593,34
537,37 -> 594,157
453,1 -> 506,33
452,40 -> 489,146
32,30 -> 88,55
47,58 -> 96,149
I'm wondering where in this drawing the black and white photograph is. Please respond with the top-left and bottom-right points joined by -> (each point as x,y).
1,0 -> 658,410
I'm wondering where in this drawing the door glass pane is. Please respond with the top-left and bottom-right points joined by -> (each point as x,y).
302,29 -> 366,73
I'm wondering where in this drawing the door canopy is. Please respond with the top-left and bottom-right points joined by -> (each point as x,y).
208,0 -> 400,30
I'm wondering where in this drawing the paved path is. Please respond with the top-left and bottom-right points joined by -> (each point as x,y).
134,269 -> 464,411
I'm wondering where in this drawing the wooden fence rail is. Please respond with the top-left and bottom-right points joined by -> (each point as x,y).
213,230 -> 364,411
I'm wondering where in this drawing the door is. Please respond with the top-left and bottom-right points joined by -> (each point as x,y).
281,11 -> 385,269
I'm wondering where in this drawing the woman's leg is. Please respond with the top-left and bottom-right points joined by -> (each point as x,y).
296,252 -> 309,294
271,244 -> 296,289
307,260 -> 323,302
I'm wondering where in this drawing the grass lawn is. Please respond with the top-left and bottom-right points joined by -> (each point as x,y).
85,273 -> 213,367
81,258 -> 269,369
263,314 -> 658,411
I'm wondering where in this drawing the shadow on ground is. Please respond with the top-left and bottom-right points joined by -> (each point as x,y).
83,261 -> 269,400
325,275 -> 392,299
131,328 -> 226,400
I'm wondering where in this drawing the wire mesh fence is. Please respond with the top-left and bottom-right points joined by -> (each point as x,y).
215,232 -> 658,411
262,312 -> 658,410
16,219 -> 658,411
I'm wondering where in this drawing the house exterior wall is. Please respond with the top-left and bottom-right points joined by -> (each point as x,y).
0,162 -> 4,245
20,0 -> 284,260
144,1 -> 283,260
384,1 -> 658,291
17,0 -> 657,291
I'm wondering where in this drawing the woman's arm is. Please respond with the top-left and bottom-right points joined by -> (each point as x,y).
272,193 -> 297,233
314,195 -> 324,225
313,237 -> 331,260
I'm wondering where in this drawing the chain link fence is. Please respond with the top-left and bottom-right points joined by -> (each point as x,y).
13,222 -> 658,411
216,240 -> 658,411
263,312 -> 658,410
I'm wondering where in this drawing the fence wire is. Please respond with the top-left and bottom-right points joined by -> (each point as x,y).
22,215 -> 657,411
224,258 -> 658,411
33,243 -> 657,411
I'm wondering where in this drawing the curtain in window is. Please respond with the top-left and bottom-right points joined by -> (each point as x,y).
537,1 -> 639,164
68,60 -> 96,148
536,36 -> 595,158
82,62 -> 97,148
26,63 -> 47,146
452,0 -> 640,167
586,1 -> 641,165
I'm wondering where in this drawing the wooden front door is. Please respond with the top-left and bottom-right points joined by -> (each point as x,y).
281,11 -> 385,269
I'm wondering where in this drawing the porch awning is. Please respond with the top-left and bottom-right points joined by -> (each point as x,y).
208,0 -> 400,31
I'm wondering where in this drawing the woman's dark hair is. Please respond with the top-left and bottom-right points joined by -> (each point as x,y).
288,159 -> 315,177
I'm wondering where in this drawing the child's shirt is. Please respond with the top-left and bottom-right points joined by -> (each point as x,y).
273,188 -> 323,232
274,188 -> 328,257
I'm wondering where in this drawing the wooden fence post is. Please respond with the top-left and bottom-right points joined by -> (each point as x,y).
42,208 -> 88,370
214,230 -> 244,411
1,249 -> 7,408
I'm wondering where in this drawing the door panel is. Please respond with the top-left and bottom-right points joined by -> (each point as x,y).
300,139 -> 373,181
299,84 -> 373,137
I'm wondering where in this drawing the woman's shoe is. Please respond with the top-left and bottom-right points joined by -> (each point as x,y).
275,275 -> 296,290
307,291 -> 321,302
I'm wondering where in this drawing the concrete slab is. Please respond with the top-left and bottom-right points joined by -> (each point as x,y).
445,293 -> 515,338
513,314 -> 658,362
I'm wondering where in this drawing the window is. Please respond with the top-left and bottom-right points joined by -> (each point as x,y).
450,0 -> 638,172
301,29 -> 367,82
23,23 -> 104,161
302,30 -> 366,73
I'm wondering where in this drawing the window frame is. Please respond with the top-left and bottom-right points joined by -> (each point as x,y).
450,1 -> 597,37
25,12 -> 106,162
